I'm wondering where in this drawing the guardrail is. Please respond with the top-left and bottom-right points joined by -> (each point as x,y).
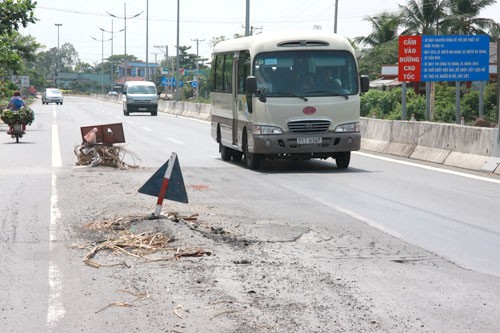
93,94 -> 500,174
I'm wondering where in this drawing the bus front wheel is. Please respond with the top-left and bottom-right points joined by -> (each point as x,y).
244,146 -> 261,170
335,152 -> 351,169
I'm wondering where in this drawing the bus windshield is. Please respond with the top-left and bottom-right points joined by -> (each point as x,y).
253,50 -> 358,97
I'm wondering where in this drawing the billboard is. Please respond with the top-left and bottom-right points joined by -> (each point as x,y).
398,35 -> 490,82
10,75 -> 30,88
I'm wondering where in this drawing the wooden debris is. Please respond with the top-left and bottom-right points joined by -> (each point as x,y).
95,302 -> 133,314
82,231 -> 175,268
174,249 -> 212,260
74,143 -> 141,169
77,213 -> 213,267
95,290 -> 150,314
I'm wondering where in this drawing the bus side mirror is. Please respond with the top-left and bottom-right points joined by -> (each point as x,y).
246,76 -> 257,94
360,75 -> 369,93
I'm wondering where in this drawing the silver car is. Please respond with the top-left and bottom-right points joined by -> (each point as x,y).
42,88 -> 63,105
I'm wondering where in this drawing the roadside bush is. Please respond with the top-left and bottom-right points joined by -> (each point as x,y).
361,89 -> 401,118
361,82 -> 497,125
404,91 -> 426,121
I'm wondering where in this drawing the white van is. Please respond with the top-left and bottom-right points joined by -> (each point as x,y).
122,81 -> 159,116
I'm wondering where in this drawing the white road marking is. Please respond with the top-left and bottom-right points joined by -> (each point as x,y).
51,110 -> 61,167
142,127 -> 153,131
355,151 -> 500,184
47,111 -> 65,329
166,137 -> 184,144
47,173 -> 65,329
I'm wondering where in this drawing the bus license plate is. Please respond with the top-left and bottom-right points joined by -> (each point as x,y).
297,137 -> 322,144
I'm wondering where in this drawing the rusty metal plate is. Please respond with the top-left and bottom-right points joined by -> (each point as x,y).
80,123 -> 125,144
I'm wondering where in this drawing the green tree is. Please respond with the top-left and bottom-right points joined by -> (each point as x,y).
0,0 -> 37,76
34,48 -> 56,78
399,0 -> 446,35
357,39 -> 399,80
74,61 -> 95,74
441,0 -> 497,34
0,31 -> 41,73
354,12 -> 401,47
58,42 -> 79,72
176,46 -> 198,69
0,0 -> 37,34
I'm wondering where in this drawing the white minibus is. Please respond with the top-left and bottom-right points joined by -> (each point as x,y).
210,30 -> 369,169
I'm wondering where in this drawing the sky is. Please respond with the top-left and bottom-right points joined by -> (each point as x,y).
20,0 -> 500,66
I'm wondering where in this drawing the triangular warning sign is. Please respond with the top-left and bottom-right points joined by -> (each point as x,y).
138,155 -> 188,204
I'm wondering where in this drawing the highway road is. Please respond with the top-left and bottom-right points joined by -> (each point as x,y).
1,95 -> 500,332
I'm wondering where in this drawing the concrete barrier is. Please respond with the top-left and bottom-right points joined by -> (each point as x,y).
93,94 -> 500,173
360,118 -> 500,173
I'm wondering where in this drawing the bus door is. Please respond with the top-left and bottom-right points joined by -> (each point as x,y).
231,51 -> 239,146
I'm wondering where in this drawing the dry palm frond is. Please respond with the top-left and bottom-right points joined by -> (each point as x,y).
82,231 -> 174,268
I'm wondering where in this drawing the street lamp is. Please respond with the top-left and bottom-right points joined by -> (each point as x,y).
91,31 -> 112,94
55,23 -> 62,88
106,3 -> 143,81
99,20 -> 125,91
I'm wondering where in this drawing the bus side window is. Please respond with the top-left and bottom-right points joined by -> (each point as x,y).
238,50 -> 250,93
214,55 -> 224,91
223,54 -> 233,92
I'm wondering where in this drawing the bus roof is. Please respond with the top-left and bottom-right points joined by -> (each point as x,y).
212,30 -> 355,56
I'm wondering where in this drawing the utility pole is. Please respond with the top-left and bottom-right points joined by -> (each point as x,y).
251,26 -> 262,35
151,52 -> 160,83
191,38 -> 204,99
55,23 -> 62,88
242,24 -> 262,36
191,38 -> 205,70
334,0 -> 338,33
175,0 -> 180,101
146,0 -> 149,80
154,45 -> 169,68
155,45 -> 169,93
245,0 -> 250,36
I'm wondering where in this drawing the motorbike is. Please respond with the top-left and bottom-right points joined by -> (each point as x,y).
10,121 -> 24,143
1,107 -> 32,143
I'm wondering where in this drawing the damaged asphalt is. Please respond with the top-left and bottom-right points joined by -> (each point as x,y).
44,165 -> 500,333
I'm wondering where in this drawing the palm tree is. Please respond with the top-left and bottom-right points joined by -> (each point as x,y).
441,0 -> 497,35
398,1 -> 448,121
399,0 -> 447,35
353,12 -> 401,47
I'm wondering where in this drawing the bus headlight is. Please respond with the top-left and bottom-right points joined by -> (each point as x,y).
334,122 -> 360,133
253,125 -> 283,135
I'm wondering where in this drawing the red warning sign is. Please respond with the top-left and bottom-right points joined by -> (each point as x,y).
138,152 -> 188,217
398,36 -> 422,82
